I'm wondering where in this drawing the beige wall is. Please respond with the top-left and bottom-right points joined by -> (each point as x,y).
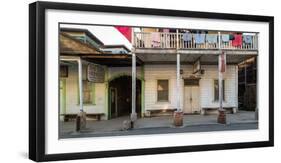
61,63 -> 238,118
144,64 -> 238,113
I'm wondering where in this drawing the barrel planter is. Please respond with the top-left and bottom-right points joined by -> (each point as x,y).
173,111 -> 183,126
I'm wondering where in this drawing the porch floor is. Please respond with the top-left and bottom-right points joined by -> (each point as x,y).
60,111 -> 257,138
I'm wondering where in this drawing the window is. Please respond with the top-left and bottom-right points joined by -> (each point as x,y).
59,65 -> 68,78
79,80 -> 95,104
214,79 -> 225,101
157,80 -> 169,102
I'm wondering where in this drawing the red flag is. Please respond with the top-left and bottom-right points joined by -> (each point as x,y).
219,52 -> 226,73
115,26 -> 132,42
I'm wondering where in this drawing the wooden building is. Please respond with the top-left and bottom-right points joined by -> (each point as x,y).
59,27 -> 258,121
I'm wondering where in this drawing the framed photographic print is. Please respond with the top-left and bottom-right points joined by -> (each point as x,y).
29,1 -> 274,162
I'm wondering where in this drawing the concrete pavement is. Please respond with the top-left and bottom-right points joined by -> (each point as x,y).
60,111 -> 258,138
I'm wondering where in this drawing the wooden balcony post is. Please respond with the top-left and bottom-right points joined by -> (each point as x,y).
78,58 -> 83,112
176,29 -> 181,112
218,32 -> 221,49
218,51 -> 226,124
130,48 -> 137,127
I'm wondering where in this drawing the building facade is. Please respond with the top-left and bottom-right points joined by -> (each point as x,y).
59,26 -> 258,121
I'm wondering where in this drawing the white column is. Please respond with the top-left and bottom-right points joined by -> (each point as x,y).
218,32 -> 223,111
176,29 -> 181,111
131,52 -> 137,121
218,66 -> 223,111
177,53 -> 181,111
78,58 -> 83,112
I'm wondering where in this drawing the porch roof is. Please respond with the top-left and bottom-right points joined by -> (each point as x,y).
81,54 -> 143,67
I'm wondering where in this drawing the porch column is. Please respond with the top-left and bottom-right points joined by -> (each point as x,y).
173,29 -> 183,127
77,58 -> 87,131
78,58 -> 83,112
217,32 -> 226,124
176,29 -> 181,112
218,63 -> 223,112
176,52 -> 181,111
131,51 -> 137,126
217,53 -> 227,124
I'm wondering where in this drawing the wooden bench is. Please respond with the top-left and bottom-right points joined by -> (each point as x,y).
202,107 -> 236,115
145,108 -> 177,117
62,113 -> 105,121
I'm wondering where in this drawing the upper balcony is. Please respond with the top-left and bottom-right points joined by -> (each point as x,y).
134,32 -> 258,51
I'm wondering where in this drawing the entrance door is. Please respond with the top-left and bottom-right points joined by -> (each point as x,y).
110,87 -> 118,118
184,79 -> 200,114
108,76 -> 142,118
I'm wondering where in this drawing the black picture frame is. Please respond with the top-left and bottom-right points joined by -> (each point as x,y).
29,1 -> 274,162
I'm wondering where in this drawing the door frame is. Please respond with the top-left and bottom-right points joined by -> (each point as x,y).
109,87 -> 118,119
107,74 -> 143,118
59,79 -> 66,120
183,78 -> 200,114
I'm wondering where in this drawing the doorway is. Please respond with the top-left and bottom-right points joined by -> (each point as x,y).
184,79 -> 200,114
108,75 -> 141,118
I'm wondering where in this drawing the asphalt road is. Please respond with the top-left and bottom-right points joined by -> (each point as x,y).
60,122 -> 258,139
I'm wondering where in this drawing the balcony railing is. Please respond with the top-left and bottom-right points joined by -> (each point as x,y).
134,32 -> 258,50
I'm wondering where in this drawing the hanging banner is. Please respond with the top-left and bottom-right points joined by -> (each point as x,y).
87,64 -> 105,83
219,51 -> 226,73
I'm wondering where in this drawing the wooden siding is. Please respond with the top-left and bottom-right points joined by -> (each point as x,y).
61,64 -> 238,119
62,64 -> 107,119
144,64 -> 238,112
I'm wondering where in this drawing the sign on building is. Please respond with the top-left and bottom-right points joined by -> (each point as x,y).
87,64 -> 105,83
193,59 -> 201,74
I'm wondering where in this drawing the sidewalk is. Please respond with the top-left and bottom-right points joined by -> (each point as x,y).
60,111 -> 258,138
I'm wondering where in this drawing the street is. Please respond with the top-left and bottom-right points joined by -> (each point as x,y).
61,122 -> 258,138
60,111 -> 258,139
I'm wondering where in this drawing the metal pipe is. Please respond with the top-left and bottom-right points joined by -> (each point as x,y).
60,57 -> 83,112
78,58 -> 83,112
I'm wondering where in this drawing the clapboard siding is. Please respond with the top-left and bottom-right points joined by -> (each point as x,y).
144,64 -> 238,112
63,66 -> 141,119
63,64 -> 107,119
62,63 -> 238,119
199,65 -> 238,108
